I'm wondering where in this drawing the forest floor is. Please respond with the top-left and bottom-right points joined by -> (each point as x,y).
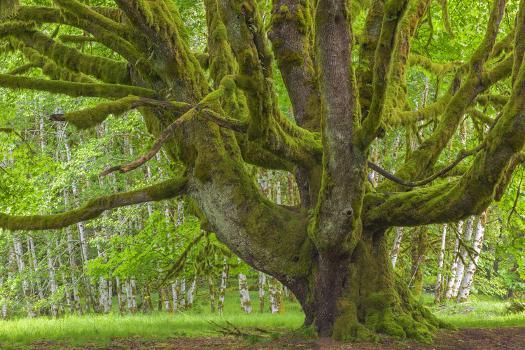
21,327 -> 525,349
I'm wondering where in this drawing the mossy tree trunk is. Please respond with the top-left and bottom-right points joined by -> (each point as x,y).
1,0 -> 524,342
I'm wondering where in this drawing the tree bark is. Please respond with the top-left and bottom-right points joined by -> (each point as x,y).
434,224 -> 448,303
390,227 -> 404,268
457,212 -> 487,302
238,273 -> 252,314
451,217 -> 475,297
445,221 -> 463,299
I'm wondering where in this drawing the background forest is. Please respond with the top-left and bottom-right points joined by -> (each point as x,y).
0,0 -> 524,348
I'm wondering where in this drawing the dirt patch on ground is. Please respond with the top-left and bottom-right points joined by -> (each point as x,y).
22,327 -> 525,349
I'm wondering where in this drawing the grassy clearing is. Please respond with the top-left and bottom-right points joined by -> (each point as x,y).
0,291 -> 304,349
0,292 -> 523,349
427,295 -> 525,328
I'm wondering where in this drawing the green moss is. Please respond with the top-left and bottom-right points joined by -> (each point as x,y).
64,96 -> 141,129
0,73 -> 156,99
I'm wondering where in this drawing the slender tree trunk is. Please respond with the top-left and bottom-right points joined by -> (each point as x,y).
410,227 -> 428,296
451,217 -> 475,297
457,212 -> 487,302
13,235 -> 35,317
258,272 -> 266,313
445,221 -> 463,299
46,237 -> 59,317
115,277 -> 125,314
269,277 -> 282,314
208,275 -> 216,313
218,259 -> 229,315
171,280 -> 179,313
238,273 -> 252,314
434,224 -> 447,303
187,278 -> 196,309
26,236 -> 44,300
390,227 -> 404,268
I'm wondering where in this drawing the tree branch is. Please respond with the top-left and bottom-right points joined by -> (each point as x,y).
0,74 -> 156,98
0,177 -> 188,231
359,0 -> 410,147
10,29 -> 131,84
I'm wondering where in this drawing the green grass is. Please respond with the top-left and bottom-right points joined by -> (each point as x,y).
0,292 -> 524,349
0,312 -> 305,348
0,291 -> 305,349
427,295 -> 525,328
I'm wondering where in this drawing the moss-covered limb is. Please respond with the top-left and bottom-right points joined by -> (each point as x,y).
391,55 -> 512,184
57,35 -> 99,44
437,0 -> 453,35
17,46 -> 95,83
469,0 -> 506,72
389,93 -> 450,125
187,119 -> 312,281
102,108 -> 198,177
51,96 -> 142,129
365,56 -> 525,228
380,0 -> 432,126
357,0 -> 385,115
0,20 -> 36,36
408,54 -> 462,75
0,0 -> 18,19
0,73 -> 157,98
359,0 -> 410,147
113,0 -> 208,99
269,0 -> 322,131
54,0 -> 127,36
211,0 -> 276,140
369,145 -> 481,188
6,62 -> 36,75
13,6 -> 144,68
12,30 -> 131,84
513,0 -> 525,82
475,93 -> 509,107
90,6 -> 126,24
0,177 -> 188,231
52,96 -> 194,130
467,107 -> 495,126
200,109 -> 248,133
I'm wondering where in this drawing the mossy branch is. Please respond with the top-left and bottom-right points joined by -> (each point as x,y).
469,0 -> 506,72
0,74 -> 156,98
359,0 -> 410,147
54,0 -> 127,35
12,30 -> 131,84
13,6 -> 143,65
0,177 -> 188,231
369,145 -> 482,188
49,96 -> 192,130
408,54 -> 462,75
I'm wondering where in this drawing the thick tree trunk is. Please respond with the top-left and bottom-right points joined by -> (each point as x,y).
293,232 -> 442,342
